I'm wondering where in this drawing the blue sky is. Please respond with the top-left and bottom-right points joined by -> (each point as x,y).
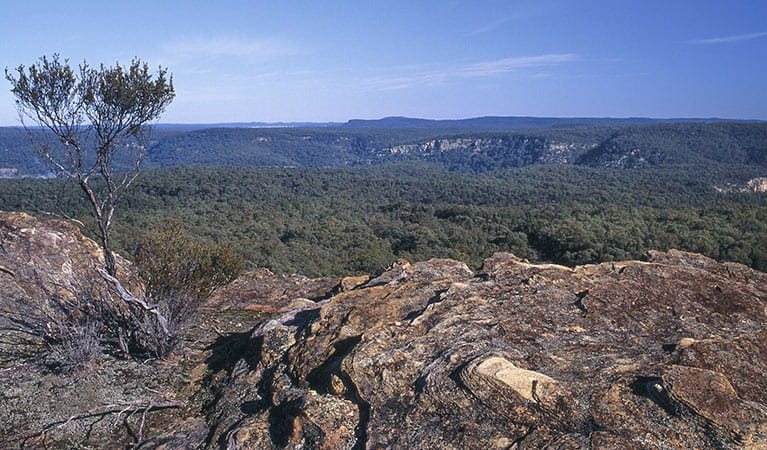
1,0 -> 766,124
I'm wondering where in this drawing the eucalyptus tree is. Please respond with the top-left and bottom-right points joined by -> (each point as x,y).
5,55 -> 175,276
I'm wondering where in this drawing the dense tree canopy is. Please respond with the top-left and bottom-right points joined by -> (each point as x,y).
1,162 -> 764,277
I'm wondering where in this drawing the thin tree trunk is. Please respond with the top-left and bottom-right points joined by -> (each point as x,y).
78,178 -> 118,276
102,241 -> 117,277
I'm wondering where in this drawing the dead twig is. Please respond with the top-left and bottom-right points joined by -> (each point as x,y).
16,399 -> 182,446
0,264 -> 15,277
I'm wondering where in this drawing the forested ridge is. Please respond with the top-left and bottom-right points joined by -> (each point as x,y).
2,119 -> 765,277
1,122 -> 766,175
341,115 -> 763,129
1,162 -> 765,276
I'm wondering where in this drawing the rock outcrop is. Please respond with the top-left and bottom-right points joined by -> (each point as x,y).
382,136 -> 599,167
205,251 -> 767,449
1,211 -> 766,449
0,211 -> 137,312
714,176 -> 767,194
747,177 -> 767,193
206,268 -> 347,313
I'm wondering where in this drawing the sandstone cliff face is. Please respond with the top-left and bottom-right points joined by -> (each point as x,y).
381,136 -> 597,167
206,252 -> 767,449
746,177 -> 767,193
715,177 -> 767,194
379,136 -> 663,169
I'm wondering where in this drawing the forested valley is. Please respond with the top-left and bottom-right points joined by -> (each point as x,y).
1,160 -> 765,277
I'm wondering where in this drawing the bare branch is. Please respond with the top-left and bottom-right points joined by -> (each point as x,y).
14,399 -> 182,446
0,264 -> 15,277
40,210 -> 86,228
95,267 -> 170,336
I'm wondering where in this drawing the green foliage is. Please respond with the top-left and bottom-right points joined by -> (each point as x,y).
1,122 -> 766,176
136,218 -> 242,302
5,54 -> 175,276
133,219 -> 243,357
1,163 -> 764,277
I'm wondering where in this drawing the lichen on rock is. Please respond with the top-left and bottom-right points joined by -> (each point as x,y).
202,250 -> 767,449
2,211 -> 766,449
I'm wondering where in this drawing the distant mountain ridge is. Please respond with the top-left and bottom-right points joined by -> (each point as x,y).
1,121 -> 766,176
343,115 -> 765,130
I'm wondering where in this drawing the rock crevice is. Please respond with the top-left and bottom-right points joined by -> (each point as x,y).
208,250 -> 767,449
1,212 -> 765,448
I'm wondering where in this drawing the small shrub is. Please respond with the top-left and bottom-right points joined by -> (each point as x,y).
133,219 -> 243,357
0,219 -> 242,367
0,277 -> 108,372
47,321 -> 101,374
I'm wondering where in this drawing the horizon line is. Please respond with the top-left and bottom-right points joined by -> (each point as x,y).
1,114 -> 766,128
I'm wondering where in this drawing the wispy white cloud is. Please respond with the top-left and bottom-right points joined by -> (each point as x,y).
363,54 -> 579,90
465,2 -> 562,37
160,36 -> 299,61
465,17 -> 511,36
458,54 -> 578,76
686,31 -> 767,44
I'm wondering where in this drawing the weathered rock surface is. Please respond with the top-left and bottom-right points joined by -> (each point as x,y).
2,211 -> 766,449
746,177 -> 767,193
207,268 -> 346,313
0,211 -> 137,312
206,250 -> 767,449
